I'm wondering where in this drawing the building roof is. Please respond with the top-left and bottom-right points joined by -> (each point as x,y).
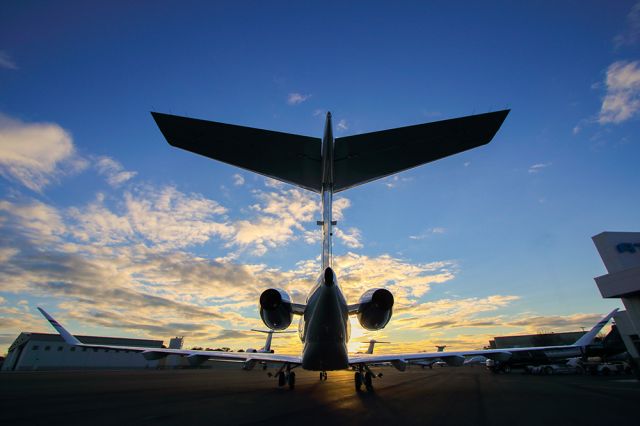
7,332 -> 164,353
489,331 -> 585,349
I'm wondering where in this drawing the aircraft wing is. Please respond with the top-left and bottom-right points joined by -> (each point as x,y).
333,110 -> 509,192
349,308 -> 618,369
349,349 -> 510,370
151,112 -> 322,192
37,307 -> 301,366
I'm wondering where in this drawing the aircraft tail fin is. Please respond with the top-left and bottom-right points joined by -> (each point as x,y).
37,307 -> 82,346
333,110 -> 509,192
572,308 -> 619,347
152,112 -> 323,192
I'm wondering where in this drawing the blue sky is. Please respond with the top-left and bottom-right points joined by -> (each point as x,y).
1,1 -> 639,354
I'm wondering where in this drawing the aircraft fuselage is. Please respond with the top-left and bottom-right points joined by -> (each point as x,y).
300,267 -> 350,370
299,112 -> 351,371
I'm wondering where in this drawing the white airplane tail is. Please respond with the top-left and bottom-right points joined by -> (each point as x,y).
37,307 -> 82,346
572,308 -> 618,347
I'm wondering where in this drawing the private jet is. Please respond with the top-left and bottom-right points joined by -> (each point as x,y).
38,109 -> 619,391
245,329 -> 296,370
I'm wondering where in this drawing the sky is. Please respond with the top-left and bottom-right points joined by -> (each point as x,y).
1,1 -> 639,355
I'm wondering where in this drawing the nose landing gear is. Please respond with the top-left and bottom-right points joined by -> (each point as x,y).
319,371 -> 328,380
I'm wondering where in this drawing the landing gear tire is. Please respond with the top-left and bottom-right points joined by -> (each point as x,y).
262,364 -> 267,371
502,365 -> 511,374
277,371 -> 286,387
288,371 -> 296,389
355,372 -> 363,391
319,371 -> 327,380
364,371 -> 374,391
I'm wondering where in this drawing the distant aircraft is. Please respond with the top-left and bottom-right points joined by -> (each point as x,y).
38,108 -> 615,391
361,339 -> 390,355
413,345 -> 449,369
245,329 -> 297,354
245,329 -> 296,371
464,355 -> 488,366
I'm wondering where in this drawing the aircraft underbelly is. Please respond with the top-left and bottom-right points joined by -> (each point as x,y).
301,283 -> 349,370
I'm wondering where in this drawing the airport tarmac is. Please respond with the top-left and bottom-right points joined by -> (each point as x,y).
1,366 -> 637,425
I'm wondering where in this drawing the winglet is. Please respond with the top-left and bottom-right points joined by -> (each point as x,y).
573,308 -> 619,347
37,307 -> 82,346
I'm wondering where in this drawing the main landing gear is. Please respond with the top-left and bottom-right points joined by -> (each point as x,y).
274,364 -> 296,389
319,371 -> 328,381
354,365 -> 376,392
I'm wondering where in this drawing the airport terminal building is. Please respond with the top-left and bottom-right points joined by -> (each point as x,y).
593,231 -> 640,366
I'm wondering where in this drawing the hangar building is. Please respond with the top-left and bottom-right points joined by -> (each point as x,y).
2,332 -> 165,371
488,331 -> 585,349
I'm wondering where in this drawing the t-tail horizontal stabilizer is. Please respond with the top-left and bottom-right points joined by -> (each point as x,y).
152,110 -> 509,194
572,308 -> 619,347
37,307 -> 82,346
151,112 -> 323,192
333,110 -> 510,192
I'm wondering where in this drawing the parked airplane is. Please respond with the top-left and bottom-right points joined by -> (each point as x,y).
37,108 -> 618,391
360,339 -> 390,355
413,345 -> 449,369
245,329 -> 296,371
245,329 -> 297,354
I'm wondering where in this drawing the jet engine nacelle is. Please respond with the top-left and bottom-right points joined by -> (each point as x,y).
259,288 -> 294,330
443,355 -> 465,367
356,288 -> 394,330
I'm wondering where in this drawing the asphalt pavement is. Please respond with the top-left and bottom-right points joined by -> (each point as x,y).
1,366 -> 637,425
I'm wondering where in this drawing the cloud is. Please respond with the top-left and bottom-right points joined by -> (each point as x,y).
96,156 -> 137,187
229,188 -> 317,255
263,177 -> 285,189
506,312 -> 604,333
409,227 -> 446,240
614,2 -> 640,48
287,93 -> 311,105
313,109 -> 324,117
599,60 -> 640,124
394,295 -> 520,330
232,173 -> 245,186
123,185 -> 232,250
334,227 -> 363,249
337,119 -> 348,131
528,162 -> 551,174
0,199 -> 66,245
384,174 -> 414,189
0,114 -> 87,191
0,51 -> 17,70
331,253 -> 457,303
3,149 -> 571,355
213,330 -> 253,340
0,187 -> 607,355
